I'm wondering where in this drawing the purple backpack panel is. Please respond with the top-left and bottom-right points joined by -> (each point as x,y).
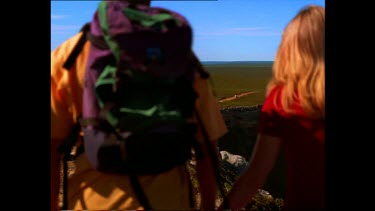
81,1 -> 198,174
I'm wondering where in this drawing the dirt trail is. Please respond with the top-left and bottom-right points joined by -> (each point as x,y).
219,91 -> 258,103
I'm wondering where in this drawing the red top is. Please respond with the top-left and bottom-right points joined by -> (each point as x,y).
258,86 -> 325,210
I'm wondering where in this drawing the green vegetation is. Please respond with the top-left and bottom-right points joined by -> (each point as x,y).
203,62 -> 273,108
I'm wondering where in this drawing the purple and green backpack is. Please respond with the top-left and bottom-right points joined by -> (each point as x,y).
80,0 -> 206,175
58,1 -> 227,209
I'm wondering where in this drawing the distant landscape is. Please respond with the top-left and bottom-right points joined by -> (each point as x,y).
203,61 -> 273,108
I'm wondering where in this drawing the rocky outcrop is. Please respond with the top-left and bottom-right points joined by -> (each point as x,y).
219,151 -> 279,210
188,149 -> 282,210
216,105 -> 285,210
220,150 -> 248,170
219,105 -> 262,160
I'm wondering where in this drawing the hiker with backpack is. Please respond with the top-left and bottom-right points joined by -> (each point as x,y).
51,1 -> 228,210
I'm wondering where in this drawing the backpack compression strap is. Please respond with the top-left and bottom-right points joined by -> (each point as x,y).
97,1 -> 121,62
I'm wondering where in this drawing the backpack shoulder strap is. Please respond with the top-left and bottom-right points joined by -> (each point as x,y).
193,108 -> 228,209
57,116 -> 82,157
63,23 -> 91,71
63,22 -> 109,71
189,51 -> 210,79
57,115 -> 82,210
129,175 -> 152,209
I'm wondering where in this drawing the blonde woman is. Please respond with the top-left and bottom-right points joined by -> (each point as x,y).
222,5 -> 325,211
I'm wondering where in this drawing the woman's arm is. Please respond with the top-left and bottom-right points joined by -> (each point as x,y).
224,133 -> 282,210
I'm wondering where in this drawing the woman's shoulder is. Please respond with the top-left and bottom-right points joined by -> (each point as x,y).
261,85 -> 284,113
262,85 -> 307,118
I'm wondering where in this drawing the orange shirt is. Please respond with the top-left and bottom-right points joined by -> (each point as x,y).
51,32 -> 227,210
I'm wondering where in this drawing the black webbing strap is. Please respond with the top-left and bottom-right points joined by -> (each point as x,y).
60,154 -> 69,210
58,117 -> 82,156
193,108 -> 229,209
57,116 -> 82,210
130,175 -> 152,210
63,22 -> 109,71
63,23 -> 91,71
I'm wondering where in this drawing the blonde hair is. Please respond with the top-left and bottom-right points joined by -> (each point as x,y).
267,5 -> 325,119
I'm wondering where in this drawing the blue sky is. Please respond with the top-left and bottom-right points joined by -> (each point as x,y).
51,0 -> 325,61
